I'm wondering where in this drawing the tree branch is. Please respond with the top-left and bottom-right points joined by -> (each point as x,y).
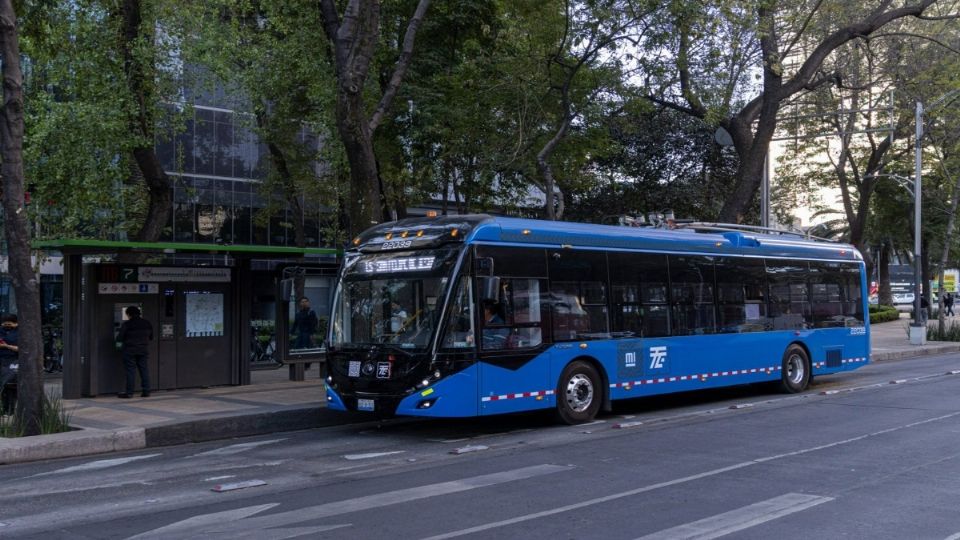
869,31 -> 960,55
368,0 -> 430,132
779,0 -> 938,100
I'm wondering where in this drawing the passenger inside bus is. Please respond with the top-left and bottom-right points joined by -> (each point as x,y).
481,300 -> 510,349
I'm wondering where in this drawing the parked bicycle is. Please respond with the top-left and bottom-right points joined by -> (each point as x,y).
250,327 -> 277,364
42,325 -> 63,374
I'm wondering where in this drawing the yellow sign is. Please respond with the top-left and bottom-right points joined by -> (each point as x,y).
945,274 -> 957,293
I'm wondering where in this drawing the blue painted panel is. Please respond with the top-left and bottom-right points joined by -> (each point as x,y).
397,365 -> 481,417
325,384 -> 347,411
479,353 -> 554,415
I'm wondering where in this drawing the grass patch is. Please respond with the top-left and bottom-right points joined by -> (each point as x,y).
0,390 -> 73,437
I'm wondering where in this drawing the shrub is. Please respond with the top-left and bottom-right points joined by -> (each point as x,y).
927,320 -> 960,341
869,305 -> 900,324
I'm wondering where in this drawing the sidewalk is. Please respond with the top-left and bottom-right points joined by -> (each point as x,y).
0,366 -> 364,465
2,317 -> 959,465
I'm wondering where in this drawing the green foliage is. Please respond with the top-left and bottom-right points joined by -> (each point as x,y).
927,320 -> 960,342
868,304 -> 899,324
0,390 -> 72,437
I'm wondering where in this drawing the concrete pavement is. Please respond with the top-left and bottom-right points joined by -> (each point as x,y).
1,314 -> 959,465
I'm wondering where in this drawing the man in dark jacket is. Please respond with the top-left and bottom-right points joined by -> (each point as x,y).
0,314 -> 19,413
117,306 -> 153,398
292,297 -> 318,349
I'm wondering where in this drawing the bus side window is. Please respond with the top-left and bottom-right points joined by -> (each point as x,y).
480,278 -> 544,350
715,257 -> 767,333
767,261 -> 811,330
548,250 -> 609,341
609,252 -> 669,337
843,265 -> 864,324
441,278 -> 475,349
669,256 -> 717,335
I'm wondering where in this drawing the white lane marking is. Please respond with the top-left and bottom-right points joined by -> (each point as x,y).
450,445 -> 489,455
131,464 -> 568,539
37,454 -> 162,476
127,503 -> 351,539
203,475 -> 235,482
190,438 -> 286,457
211,480 -> 268,492
343,450 -> 406,460
635,493 -> 833,540
422,410 -> 960,540
944,533 -> 960,540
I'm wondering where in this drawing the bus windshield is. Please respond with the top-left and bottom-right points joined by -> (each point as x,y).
330,249 -> 459,350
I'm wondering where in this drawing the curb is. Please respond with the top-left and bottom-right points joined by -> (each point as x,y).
143,406 -> 368,447
872,344 -> 960,363
0,406 -> 370,465
0,427 -> 145,465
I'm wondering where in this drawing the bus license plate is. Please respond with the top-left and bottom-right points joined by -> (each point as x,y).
357,399 -> 375,411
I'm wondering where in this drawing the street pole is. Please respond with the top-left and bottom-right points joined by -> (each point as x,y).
761,152 -> 770,228
910,101 -> 925,344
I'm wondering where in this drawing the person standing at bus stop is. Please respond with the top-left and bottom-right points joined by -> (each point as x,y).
945,292 -> 955,317
0,314 -> 20,413
117,306 -> 153,398
293,297 -> 318,349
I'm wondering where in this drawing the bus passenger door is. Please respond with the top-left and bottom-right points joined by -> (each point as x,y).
478,277 -> 551,414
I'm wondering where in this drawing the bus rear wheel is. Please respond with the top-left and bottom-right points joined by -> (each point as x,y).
556,360 -> 602,424
779,344 -> 811,393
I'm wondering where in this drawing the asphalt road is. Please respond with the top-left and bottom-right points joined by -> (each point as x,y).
4,354 -> 960,539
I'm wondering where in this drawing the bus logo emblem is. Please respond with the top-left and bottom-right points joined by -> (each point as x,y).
376,362 -> 391,379
649,346 -> 667,369
624,352 -> 636,368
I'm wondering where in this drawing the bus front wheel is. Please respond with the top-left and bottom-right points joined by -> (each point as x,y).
556,360 -> 602,424
779,344 -> 811,393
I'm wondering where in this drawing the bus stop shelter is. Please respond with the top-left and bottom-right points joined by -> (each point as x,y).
33,239 -> 339,399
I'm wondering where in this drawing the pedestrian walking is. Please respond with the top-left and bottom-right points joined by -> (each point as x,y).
920,295 -> 930,324
946,292 -> 955,317
116,306 -> 153,398
0,314 -> 19,414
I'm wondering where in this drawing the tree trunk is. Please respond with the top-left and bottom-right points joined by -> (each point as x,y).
119,0 -> 172,243
935,155 -> 960,335
0,0 -> 43,435
336,89 -> 383,235
319,0 -> 431,236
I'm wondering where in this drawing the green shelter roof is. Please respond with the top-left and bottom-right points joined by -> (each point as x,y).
33,239 -> 341,257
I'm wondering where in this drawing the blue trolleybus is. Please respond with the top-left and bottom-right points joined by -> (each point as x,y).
325,215 -> 869,424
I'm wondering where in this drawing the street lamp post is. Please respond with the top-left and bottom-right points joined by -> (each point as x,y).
866,171 -> 920,340
912,101 -> 924,345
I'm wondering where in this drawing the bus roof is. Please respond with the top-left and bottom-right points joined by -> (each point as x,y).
353,214 -> 863,263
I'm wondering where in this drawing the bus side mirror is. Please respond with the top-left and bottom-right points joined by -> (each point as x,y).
474,257 -> 494,276
479,276 -> 501,302
280,278 -> 294,301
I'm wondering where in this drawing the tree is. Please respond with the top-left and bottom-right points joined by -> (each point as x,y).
533,0 -> 654,220
646,0 -> 951,223
196,0 -> 341,248
0,0 -> 43,435
113,0 -> 175,243
318,0 -> 431,235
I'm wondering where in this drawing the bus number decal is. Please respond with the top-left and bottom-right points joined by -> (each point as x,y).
849,326 -> 866,336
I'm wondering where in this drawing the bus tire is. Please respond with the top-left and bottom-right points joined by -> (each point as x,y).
556,360 -> 602,424
779,344 -> 811,393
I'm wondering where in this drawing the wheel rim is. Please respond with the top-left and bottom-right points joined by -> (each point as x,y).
565,373 -> 594,413
786,353 -> 805,385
